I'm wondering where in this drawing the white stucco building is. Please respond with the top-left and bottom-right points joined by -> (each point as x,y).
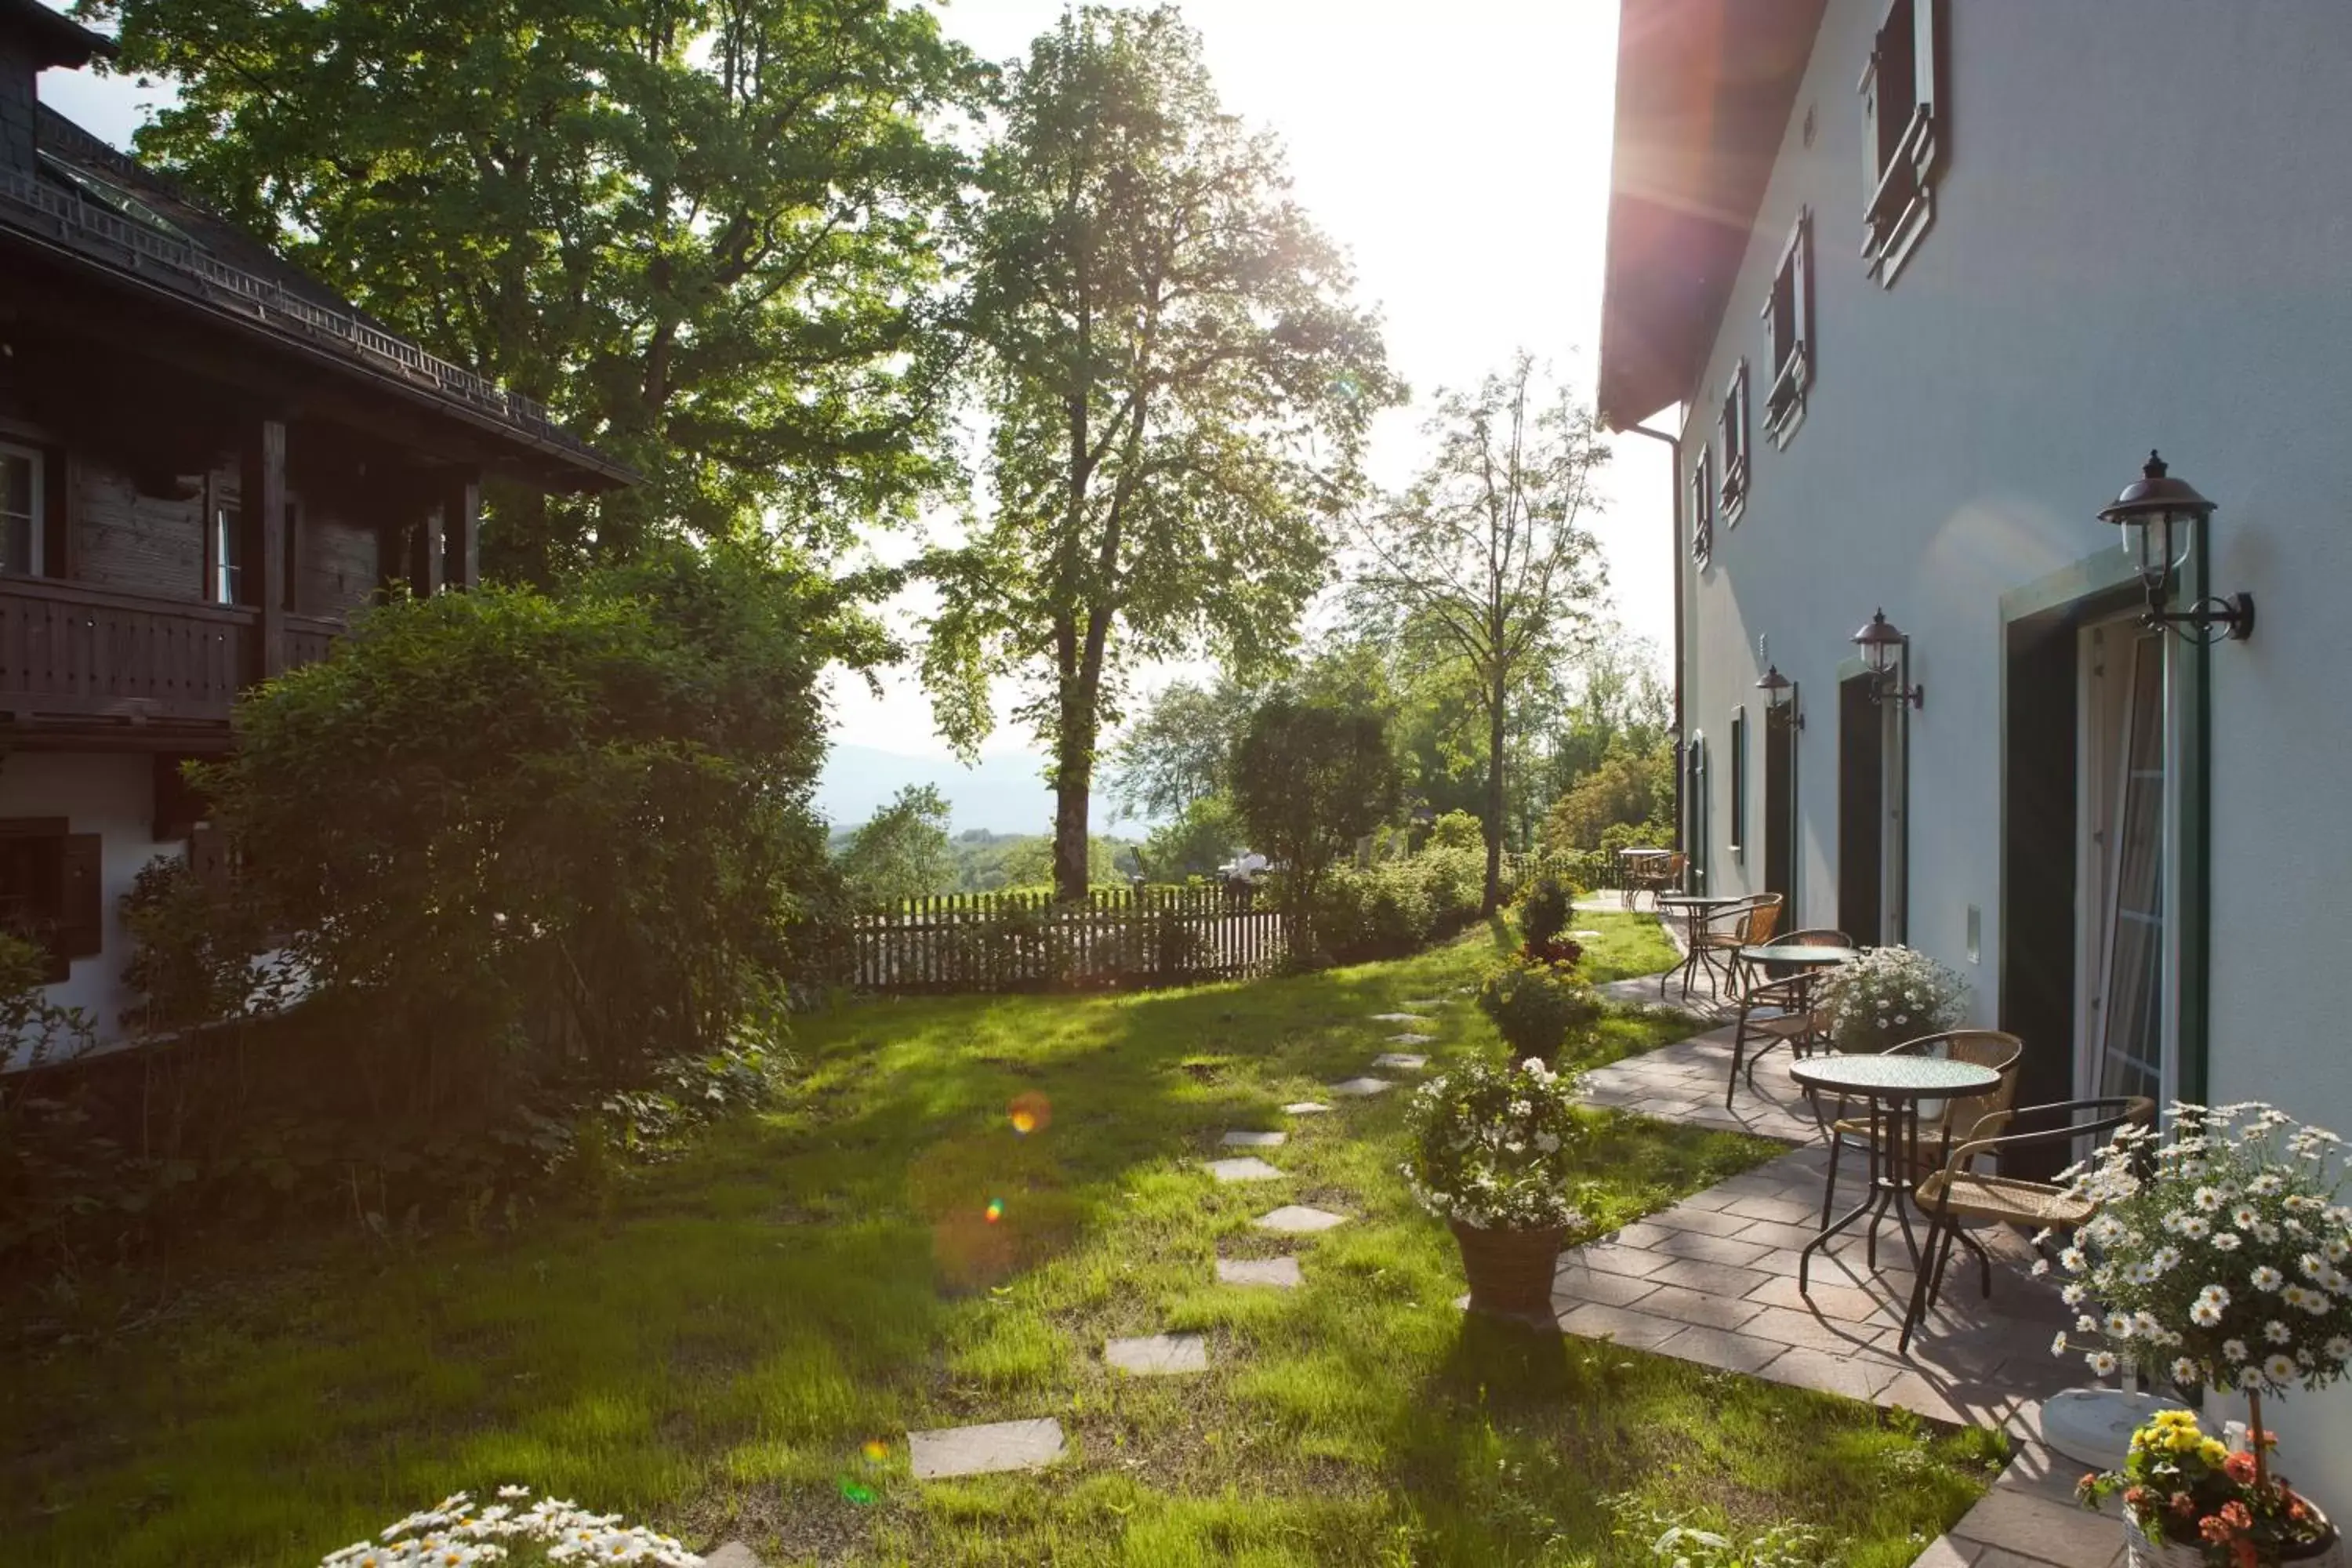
1599,0 -> 2352,1504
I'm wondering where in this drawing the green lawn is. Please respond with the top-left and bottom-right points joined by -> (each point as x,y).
2,912 -> 2002,1566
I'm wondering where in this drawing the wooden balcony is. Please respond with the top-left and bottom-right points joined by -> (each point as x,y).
0,577 -> 343,738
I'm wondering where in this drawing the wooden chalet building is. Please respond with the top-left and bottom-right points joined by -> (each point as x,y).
0,0 -> 630,1043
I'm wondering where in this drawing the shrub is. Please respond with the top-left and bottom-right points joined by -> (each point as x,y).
1817,946 -> 1965,1053
1523,937 -> 1584,967
1316,860 -> 1434,964
1517,871 -> 1576,949
1415,843 -> 1486,938
1400,1055 -> 1592,1232
1425,809 -> 1484,852
1476,954 -> 1602,1062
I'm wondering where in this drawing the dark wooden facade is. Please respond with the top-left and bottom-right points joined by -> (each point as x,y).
0,2 -> 628,749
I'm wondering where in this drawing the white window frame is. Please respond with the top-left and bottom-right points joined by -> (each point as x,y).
1860,0 -> 1944,286
1761,211 -> 1812,448
0,439 -> 45,578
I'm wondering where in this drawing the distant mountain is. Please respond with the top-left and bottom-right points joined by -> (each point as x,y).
817,744 -> 1145,836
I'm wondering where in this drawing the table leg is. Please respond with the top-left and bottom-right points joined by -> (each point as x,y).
1800,1092 -> 1885,1296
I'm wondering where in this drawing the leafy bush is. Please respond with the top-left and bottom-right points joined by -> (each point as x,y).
1522,937 -> 1584,967
1400,1055 -> 1592,1231
1475,954 -> 1601,1062
1414,843 -> 1486,938
1316,859 -> 1436,964
1425,808 -> 1484,851
1517,871 -> 1577,949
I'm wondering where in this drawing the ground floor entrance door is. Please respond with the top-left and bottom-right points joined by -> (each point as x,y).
1838,677 -> 1886,945
1763,713 -> 1795,908
2077,619 -> 2170,1105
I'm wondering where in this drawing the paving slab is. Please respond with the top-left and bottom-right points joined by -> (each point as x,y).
1282,1101 -> 1331,1115
908,1417 -> 1066,1480
1255,1203 -> 1347,1234
702,1546 -> 764,1568
1328,1076 -> 1394,1097
1383,1034 -> 1436,1048
1368,1012 -> 1434,1025
1202,1156 -> 1283,1183
1216,1255 -> 1303,1289
1372,1051 -> 1428,1070
1401,997 -> 1446,1007
1220,1130 -> 1287,1148
1105,1332 -> 1209,1374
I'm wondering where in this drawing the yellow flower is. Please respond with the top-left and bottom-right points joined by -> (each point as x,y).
2200,1439 -> 2230,1466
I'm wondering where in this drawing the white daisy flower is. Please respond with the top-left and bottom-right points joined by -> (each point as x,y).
2223,1338 -> 2250,1363
2087,1349 -> 2120,1377
2253,1265 -> 2285,1291
2173,1356 -> 2202,1384
2267,1354 -> 2299,1382
2266,1319 -> 2294,1344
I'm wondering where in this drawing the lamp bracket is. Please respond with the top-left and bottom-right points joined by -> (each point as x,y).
2144,590 -> 2256,644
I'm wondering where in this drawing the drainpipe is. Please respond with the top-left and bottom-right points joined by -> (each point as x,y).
1617,419 -> 1682,884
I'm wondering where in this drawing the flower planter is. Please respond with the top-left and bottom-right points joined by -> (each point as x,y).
2124,1494 -> 2341,1568
1450,1217 -> 1567,1319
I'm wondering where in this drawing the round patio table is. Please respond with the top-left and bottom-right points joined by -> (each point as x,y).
1653,894 -> 1747,1000
1786,1052 -> 2002,1295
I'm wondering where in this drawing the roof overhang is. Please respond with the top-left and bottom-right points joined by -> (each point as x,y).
3,0 -> 117,70
1597,0 -> 1828,431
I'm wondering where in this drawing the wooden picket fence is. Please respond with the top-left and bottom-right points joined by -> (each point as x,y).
823,884 -> 1286,995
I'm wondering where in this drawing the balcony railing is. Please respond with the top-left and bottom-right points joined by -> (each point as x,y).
0,579 -> 343,726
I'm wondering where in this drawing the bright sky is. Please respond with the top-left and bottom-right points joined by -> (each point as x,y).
36,0 -> 1673,765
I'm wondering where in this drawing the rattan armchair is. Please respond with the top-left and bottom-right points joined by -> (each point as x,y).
1818,1029 -> 2022,1225
1897,1094 -> 2156,1352
1723,930 -> 1855,1109
1690,893 -> 1782,995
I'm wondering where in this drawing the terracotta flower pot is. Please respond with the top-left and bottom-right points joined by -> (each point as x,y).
1450,1217 -> 1567,1319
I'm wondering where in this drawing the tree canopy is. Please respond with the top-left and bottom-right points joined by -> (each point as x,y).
1348,354 -> 1606,913
1229,696 -> 1397,942
835,784 -> 954,908
922,5 -> 1399,900
94,0 -> 986,575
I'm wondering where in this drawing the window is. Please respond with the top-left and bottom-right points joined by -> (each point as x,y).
1729,707 -> 1748,860
0,441 -> 42,576
212,503 -> 241,605
1719,361 -> 1751,523
0,819 -> 101,982
1688,441 -> 1715,566
1860,0 -> 1944,285
1761,211 -> 1813,447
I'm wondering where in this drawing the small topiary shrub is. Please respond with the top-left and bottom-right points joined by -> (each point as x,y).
1476,953 -> 1602,1063
1517,871 -> 1577,950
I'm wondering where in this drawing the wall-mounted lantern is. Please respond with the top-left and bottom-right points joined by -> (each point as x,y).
1755,665 -> 1803,728
1849,608 -> 1925,709
2097,450 -> 2254,642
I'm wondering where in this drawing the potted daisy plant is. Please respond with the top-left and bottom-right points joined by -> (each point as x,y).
1401,1054 -> 1594,1320
2049,1102 -> 2352,1566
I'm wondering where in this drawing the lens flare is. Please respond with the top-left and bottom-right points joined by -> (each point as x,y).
1007,1091 -> 1052,1135
862,1439 -> 888,1464
837,1478 -> 877,1506
985,1197 -> 1005,1224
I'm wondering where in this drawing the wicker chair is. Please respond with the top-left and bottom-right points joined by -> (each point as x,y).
1690,893 -> 1782,995
1723,929 -> 1855,1109
1818,1029 -> 2023,1225
1897,1094 -> 2156,1352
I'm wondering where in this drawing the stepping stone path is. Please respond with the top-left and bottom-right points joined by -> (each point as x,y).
1372,1051 -> 1428,1071
1369,1012 -> 1434,1025
703,1546 -> 763,1568
1385,1033 -> 1435,1046
1255,1203 -> 1348,1234
1329,1076 -> 1393,1097
1202,1156 -> 1284,1183
1216,1255 -> 1303,1289
1402,997 -> 1446,1008
1283,1101 -> 1331,1115
909,1417 -> 1066,1479
1221,1130 -> 1287,1148
1105,1332 -> 1210,1374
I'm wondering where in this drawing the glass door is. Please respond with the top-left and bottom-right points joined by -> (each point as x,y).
2091,629 -> 2167,1103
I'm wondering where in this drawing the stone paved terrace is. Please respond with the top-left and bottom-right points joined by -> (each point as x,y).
1580,1023 -> 1820,1142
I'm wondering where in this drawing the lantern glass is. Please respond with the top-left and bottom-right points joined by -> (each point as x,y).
1863,638 -> 1896,675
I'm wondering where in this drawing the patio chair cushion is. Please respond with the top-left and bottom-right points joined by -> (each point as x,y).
1915,1170 -> 2093,1229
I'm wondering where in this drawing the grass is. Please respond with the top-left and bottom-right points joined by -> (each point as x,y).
2,911 -> 2004,1566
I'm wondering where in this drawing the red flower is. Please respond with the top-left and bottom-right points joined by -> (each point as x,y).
2223,1451 -> 2258,1485
2172,1492 -> 2198,1519
2124,1486 -> 2148,1509
2220,1501 -> 2253,1531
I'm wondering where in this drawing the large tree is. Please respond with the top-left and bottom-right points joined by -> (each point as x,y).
1229,697 -> 1396,951
1102,676 -> 1253,822
835,784 -> 953,908
93,0 -> 984,575
1348,353 -> 1606,913
923,5 -> 1398,902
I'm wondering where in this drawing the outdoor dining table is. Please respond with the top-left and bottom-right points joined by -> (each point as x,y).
1617,847 -> 1672,909
1785,1051 -> 2003,1295
1653,893 -> 1749,1000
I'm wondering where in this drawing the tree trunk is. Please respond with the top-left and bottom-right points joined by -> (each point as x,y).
1483,673 -> 1508,914
1052,645 -> 1098,904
